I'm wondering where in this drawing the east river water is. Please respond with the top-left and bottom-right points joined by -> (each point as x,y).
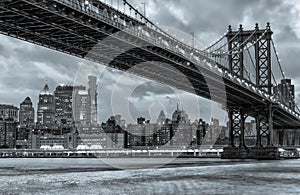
0,158 -> 300,194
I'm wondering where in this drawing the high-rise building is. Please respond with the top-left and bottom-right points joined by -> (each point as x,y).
88,76 -> 98,124
171,105 -> 192,146
0,104 -> 18,122
73,76 -> 98,126
54,85 -> 85,127
19,97 -> 34,127
273,79 -> 295,110
157,110 -> 166,125
73,87 -> 89,126
127,117 -> 156,147
195,119 -> 208,145
0,104 -> 18,148
37,83 -> 55,127
0,120 -> 17,148
172,104 -> 189,124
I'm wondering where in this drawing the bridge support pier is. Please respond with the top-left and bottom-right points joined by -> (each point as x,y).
222,107 -> 249,159
249,106 -> 279,159
222,106 -> 280,159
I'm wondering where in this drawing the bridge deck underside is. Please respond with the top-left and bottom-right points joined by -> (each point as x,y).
0,0 -> 300,129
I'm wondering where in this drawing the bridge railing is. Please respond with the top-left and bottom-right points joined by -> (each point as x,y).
56,1 -> 208,60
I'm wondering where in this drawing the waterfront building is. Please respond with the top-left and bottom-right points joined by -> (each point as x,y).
0,104 -> 18,148
102,116 -> 127,148
193,119 -> 209,146
31,133 -> 68,149
205,118 -> 229,145
19,97 -> 34,127
154,118 -> 172,145
37,83 -> 55,127
207,118 -> 221,141
127,120 -> 157,147
16,126 -> 32,149
76,124 -> 125,149
31,127 -> 68,149
16,97 -> 35,148
128,107 -> 197,148
171,122 -> 193,147
0,119 -> 17,148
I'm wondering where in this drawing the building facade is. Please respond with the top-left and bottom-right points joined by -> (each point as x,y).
0,120 -> 17,148
37,83 -> 55,127
88,76 -> 98,125
274,79 -> 295,110
73,76 -> 98,126
0,104 -> 18,122
54,85 -> 88,128
73,86 -> 90,126
19,97 -> 34,127
0,105 -> 18,148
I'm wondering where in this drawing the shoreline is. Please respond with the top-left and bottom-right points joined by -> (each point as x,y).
0,157 -> 267,175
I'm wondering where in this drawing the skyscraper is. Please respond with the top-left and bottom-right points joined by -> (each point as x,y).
37,83 -> 55,127
73,86 -> 89,126
0,104 -> 18,148
88,76 -> 98,124
172,104 -> 189,124
54,85 -> 85,127
19,97 -> 34,127
0,120 -> 17,148
0,104 -> 18,122
273,79 -> 295,110
73,76 -> 98,126
157,110 -> 166,125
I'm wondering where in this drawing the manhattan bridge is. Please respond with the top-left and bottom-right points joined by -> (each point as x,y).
0,0 -> 300,159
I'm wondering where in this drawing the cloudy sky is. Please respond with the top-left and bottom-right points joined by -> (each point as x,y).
1,0 -> 300,124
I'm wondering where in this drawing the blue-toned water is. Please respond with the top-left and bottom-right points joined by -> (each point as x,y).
0,158 -> 300,194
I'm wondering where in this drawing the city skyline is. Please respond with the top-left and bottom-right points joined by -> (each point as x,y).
1,0 -> 300,125
1,1 -> 300,194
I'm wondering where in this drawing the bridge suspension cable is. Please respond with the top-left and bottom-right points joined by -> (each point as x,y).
271,39 -> 286,79
270,38 -> 298,112
208,28 -> 268,59
204,34 -> 227,51
245,47 -> 256,82
205,32 -> 239,54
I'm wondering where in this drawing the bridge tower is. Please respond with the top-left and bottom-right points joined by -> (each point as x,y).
222,23 -> 279,159
227,23 -> 273,93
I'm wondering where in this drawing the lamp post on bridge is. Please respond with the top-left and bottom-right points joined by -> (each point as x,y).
190,32 -> 195,49
141,2 -> 146,17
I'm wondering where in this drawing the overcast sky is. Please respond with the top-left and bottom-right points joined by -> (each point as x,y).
1,0 -> 300,124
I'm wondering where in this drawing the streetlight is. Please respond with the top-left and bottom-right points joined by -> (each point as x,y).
141,2 -> 146,17
190,32 -> 195,48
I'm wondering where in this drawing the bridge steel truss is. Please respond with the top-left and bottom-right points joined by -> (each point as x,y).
0,0 -> 300,159
224,24 -> 280,159
227,23 -> 273,94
